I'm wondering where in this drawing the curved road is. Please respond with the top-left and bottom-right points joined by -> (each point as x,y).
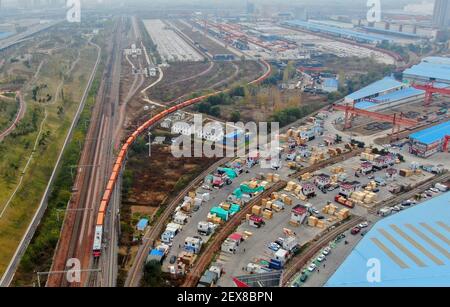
0,92 -> 26,141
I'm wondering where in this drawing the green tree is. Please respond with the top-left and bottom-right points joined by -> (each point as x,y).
142,260 -> 164,287
230,111 -> 241,122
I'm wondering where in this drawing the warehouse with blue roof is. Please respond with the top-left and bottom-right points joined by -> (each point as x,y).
326,192 -> 450,287
345,77 -> 406,104
409,120 -> 450,157
283,20 -> 392,44
403,57 -> 450,84
342,56 -> 450,111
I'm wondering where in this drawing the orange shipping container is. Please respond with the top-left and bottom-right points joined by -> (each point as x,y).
99,200 -> 108,213
96,212 -> 105,226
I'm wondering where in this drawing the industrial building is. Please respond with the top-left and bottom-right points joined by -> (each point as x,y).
322,78 -> 339,93
283,20 -> 392,44
326,192 -> 450,287
345,77 -> 406,104
409,121 -> 450,157
344,57 -> 450,110
403,57 -> 450,85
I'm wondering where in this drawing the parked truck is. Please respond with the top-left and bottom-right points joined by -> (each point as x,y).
334,195 -> 355,209
197,221 -> 215,236
435,183 -> 448,192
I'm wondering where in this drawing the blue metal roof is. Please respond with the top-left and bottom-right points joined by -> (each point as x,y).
346,77 -> 404,101
422,57 -> 450,66
355,101 -> 377,110
368,87 -> 424,103
0,32 -> 13,39
284,20 -> 392,43
403,62 -> 450,82
149,249 -> 164,256
409,121 -> 450,145
137,218 -> 149,230
324,78 -> 339,88
326,192 -> 450,287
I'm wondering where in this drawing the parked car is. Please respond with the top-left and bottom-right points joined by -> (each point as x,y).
358,222 -> 369,229
336,233 -> 346,241
402,199 -> 416,206
322,247 -> 331,256
311,208 -> 320,215
317,254 -> 326,262
361,230 -> 368,237
307,263 -> 317,272
300,274 -> 308,283
275,238 -> 285,246
429,188 -> 439,193
327,184 -> 339,191
268,242 -> 281,252
351,227 -> 361,235
169,255 -> 177,264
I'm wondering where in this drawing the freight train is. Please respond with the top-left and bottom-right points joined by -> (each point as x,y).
92,60 -> 272,257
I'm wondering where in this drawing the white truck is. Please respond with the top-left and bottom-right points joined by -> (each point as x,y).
197,221 -> 215,236
435,183 -> 448,192
379,207 -> 392,217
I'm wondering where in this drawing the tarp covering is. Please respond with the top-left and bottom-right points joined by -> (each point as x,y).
218,167 -> 238,179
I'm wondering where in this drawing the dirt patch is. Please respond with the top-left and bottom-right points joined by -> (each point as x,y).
125,143 -> 217,207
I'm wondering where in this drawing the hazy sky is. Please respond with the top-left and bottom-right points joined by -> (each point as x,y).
2,0 -> 431,6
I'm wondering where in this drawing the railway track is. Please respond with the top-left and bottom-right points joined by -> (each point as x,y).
281,215 -> 365,286
182,181 -> 288,287
46,19 -> 123,287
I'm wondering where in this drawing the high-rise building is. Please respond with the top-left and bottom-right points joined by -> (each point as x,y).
246,1 -> 255,15
433,0 -> 450,29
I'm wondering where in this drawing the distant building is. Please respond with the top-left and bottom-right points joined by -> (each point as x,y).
172,122 -> 193,136
433,0 -> 450,29
322,78 -> 339,93
403,57 -> 450,85
246,1 -> 255,14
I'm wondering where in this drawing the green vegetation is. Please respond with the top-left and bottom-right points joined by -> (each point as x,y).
325,57 -> 396,102
269,104 -> 324,127
0,97 -> 19,132
141,260 -> 165,287
194,91 -> 234,117
12,69 -> 102,286
2,30 -> 105,283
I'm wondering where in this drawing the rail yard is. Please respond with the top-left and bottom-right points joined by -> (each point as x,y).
0,0 -> 449,292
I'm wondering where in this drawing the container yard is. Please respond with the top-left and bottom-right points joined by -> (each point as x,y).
2,0 -> 450,292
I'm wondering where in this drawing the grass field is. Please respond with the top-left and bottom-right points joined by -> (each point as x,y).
0,37 -> 99,276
